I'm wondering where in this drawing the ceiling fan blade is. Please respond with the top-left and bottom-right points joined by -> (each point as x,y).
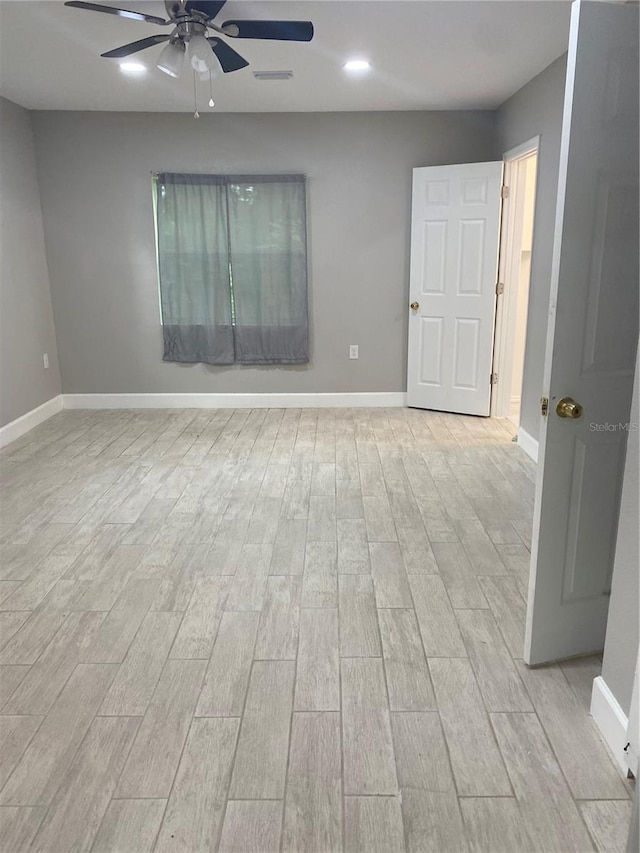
221,20 -> 314,41
65,1 -> 168,25
207,38 -> 249,73
185,0 -> 226,21
101,34 -> 171,58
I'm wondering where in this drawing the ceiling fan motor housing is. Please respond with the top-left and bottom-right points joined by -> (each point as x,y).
178,20 -> 208,41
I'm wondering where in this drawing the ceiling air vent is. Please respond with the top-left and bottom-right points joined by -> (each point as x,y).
253,70 -> 294,81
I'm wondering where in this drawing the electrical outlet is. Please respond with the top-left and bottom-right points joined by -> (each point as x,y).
43,353 -> 49,369
349,345 -> 359,359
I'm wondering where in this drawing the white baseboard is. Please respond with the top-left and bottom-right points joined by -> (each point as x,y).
591,675 -> 632,776
517,426 -> 539,462
0,395 -> 63,449
62,392 -> 408,410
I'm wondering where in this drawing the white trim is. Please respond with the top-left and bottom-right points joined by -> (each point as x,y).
591,675 -> 634,776
491,138 -> 540,419
504,135 -> 541,163
0,395 -> 63,449
62,392 -> 408,410
516,426 -> 539,462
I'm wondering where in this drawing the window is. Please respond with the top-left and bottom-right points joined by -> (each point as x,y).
154,172 -> 308,365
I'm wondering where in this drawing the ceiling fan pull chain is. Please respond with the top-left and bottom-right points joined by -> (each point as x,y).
208,70 -> 215,108
193,70 -> 200,118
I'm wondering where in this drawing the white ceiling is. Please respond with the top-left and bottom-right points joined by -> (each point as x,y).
0,0 -> 571,112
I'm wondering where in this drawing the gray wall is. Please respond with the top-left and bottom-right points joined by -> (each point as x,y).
602,347 -> 639,717
496,54 -> 567,442
0,97 -> 61,425
31,109 -> 495,395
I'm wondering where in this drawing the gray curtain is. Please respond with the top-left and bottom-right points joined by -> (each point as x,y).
157,173 -> 233,364
156,172 -> 308,365
227,175 -> 308,364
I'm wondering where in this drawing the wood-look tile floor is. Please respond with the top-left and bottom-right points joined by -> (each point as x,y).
0,408 -> 632,853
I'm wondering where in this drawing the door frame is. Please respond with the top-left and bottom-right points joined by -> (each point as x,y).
490,136 -> 540,420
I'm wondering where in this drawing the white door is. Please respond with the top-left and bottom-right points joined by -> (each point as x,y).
407,161 -> 503,416
525,0 -> 639,665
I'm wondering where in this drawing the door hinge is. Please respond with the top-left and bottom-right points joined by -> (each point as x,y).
496,281 -> 504,295
540,396 -> 549,416
490,373 -> 498,386
500,185 -> 510,199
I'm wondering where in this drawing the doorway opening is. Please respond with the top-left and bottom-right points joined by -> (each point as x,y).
491,138 -> 539,427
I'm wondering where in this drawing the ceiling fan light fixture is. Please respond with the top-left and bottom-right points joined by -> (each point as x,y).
198,63 -> 220,82
189,34 -> 217,74
157,40 -> 185,77
343,59 -> 371,72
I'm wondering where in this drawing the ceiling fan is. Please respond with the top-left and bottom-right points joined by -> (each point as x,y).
64,0 -> 314,77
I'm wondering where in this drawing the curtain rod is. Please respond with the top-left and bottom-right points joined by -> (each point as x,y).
150,171 -> 306,179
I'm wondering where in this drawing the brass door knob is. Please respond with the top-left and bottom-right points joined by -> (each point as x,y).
556,397 -> 583,419
410,302 -> 419,310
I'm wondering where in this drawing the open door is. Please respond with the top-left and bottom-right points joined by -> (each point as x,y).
407,161 -> 503,415
525,0 -> 639,665
491,141 -> 538,425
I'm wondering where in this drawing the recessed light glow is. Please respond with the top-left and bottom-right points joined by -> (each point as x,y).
343,59 -> 371,72
120,61 -> 147,74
